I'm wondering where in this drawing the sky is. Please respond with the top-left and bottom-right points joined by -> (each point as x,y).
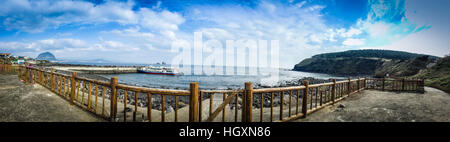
0,0 -> 449,68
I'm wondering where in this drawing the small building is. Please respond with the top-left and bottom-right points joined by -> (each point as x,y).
0,53 -> 11,59
18,56 -> 30,60
13,59 -> 25,64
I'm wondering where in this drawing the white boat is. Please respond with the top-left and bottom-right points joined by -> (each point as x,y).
137,66 -> 181,75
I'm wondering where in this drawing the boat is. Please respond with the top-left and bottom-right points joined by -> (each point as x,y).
137,66 -> 181,75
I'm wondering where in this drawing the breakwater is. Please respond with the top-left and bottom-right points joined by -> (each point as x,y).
51,66 -> 137,74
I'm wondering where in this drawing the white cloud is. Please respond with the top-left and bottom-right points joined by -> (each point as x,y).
309,34 -> 326,43
361,0 -> 450,57
138,8 -> 185,31
181,1 -> 334,67
0,38 -> 143,59
4,0 -> 446,67
0,0 -> 184,33
364,22 -> 390,37
105,27 -> 155,40
341,28 -> 363,37
342,38 -> 365,46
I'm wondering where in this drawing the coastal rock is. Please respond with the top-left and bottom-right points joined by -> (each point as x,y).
177,102 -> 186,108
166,106 -> 174,113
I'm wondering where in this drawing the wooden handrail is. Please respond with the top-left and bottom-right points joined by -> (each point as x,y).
1,64 -> 426,122
116,84 -> 190,96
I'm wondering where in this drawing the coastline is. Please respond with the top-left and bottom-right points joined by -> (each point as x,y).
39,62 -> 344,90
34,62 -> 345,112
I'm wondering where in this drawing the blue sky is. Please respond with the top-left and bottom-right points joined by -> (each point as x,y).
0,0 -> 449,68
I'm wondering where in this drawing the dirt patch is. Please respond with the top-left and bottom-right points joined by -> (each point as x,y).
295,87 -> 450,122
0,74 -> 105,122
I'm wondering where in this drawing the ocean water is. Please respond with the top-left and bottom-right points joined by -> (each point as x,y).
98,65 -> 344,90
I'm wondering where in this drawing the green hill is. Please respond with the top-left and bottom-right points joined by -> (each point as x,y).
293,49 -> 439,76
374,55 -> 435,77
413,56 -> 450,93
311,49 -> 437,60
294,57 -> 384,75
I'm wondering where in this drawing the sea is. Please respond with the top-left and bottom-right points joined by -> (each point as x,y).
63,61 -> 344,90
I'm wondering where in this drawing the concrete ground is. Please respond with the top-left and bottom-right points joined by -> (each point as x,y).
0,74 -> 105,122
295,87 -> 450,122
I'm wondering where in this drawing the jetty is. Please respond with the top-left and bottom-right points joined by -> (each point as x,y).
1,63 -> 431,122
51,66 -> 137,74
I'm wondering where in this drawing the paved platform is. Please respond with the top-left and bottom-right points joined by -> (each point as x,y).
295,87 -> 450,122
0,74 -> 105,122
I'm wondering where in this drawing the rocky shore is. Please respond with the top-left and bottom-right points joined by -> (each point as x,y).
33,64 -> 343,113
72,75 -> 339,113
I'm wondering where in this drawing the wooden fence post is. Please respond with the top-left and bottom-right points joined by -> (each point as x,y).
382,78 -> 385,91
24,63 -> 29,84
110,77 -> 118,122
347,77 -> 351,95
420,78 -> 425,92
70,72 -> 77,105
17,66 -> 21,80
302,80 -> 309,118
20,65 -> 23,80
241,91 -> 246,122
39,67 -> 43,84
357,77 -> 360,92
332,79 -> 336,104
88,82 -> 92,109
32,69 -> 36,84
50,68 -> 54,91
363,77 -> 367,89
402,78 -> 405,91
189,82 -> 199,122
244,82 -> 253,122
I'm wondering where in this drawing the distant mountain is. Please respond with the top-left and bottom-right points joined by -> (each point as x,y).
293,49 -> 439,76
36,52 -> 56,61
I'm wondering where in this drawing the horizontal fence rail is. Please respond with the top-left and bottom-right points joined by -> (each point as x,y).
0,63 -> 425,122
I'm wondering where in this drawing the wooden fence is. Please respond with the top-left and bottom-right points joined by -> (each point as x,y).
0,64 -> 424,122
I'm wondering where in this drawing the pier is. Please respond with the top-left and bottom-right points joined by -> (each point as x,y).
51,66 -> 137,74
1,63 -> 426,122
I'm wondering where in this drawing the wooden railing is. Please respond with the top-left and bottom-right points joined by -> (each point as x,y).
365,78 -> 425,92
8,64 -> 198,122
199,89 -> 244,122
0,64 -> 20,73
1,63 -> 424,122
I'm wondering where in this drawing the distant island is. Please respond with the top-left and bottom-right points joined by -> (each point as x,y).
293,49 -> 449,93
